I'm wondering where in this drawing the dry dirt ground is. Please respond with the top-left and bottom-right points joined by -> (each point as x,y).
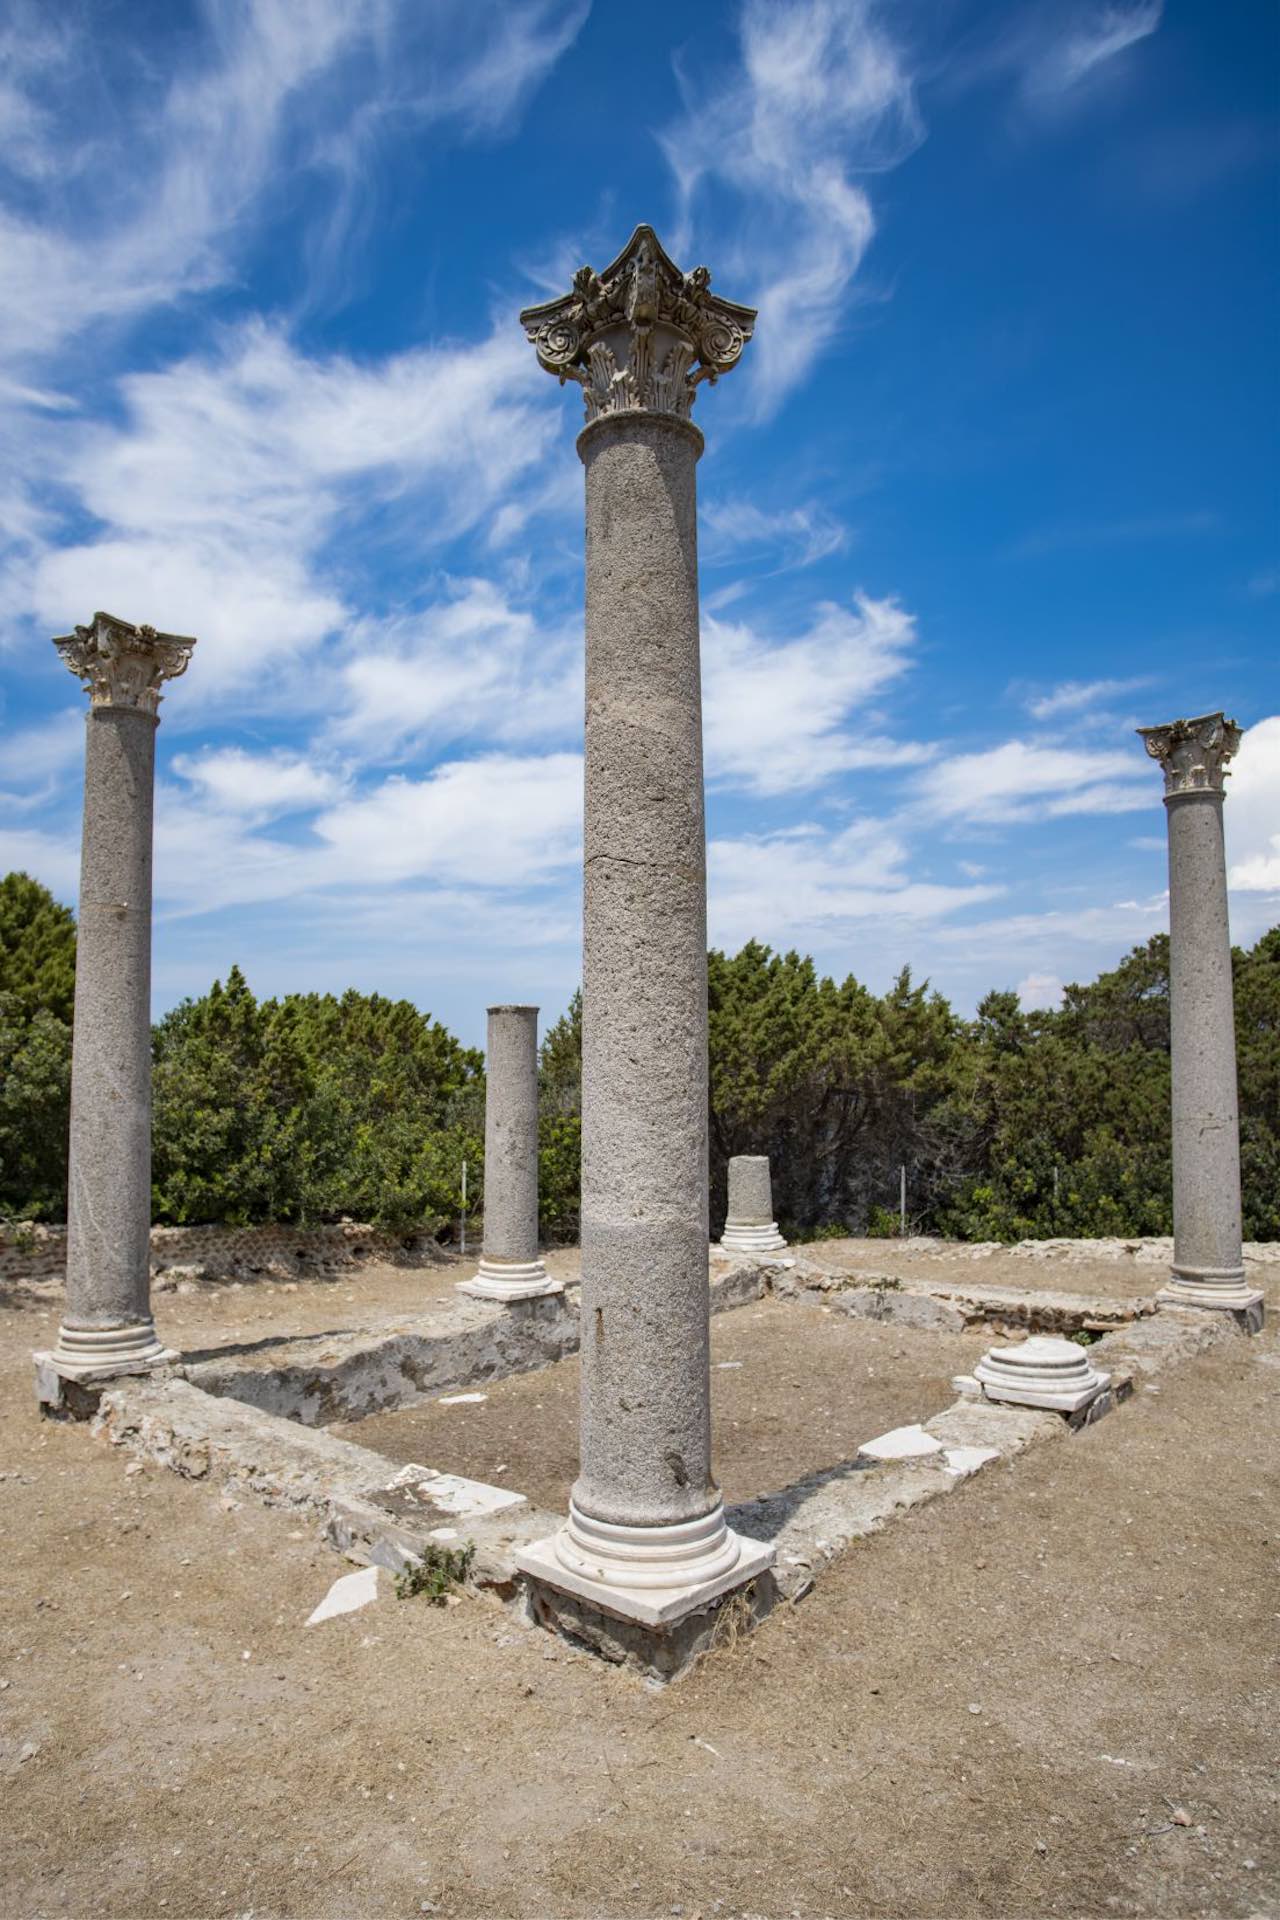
341,1301 -> 991,1513
1,1245 -> 1277,1920
793,1236 -> 1280,1305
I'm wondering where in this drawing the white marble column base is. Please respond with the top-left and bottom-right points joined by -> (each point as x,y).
1157,1271 -> 1265,1318
456,1257 -> 563,1302
42,1319 -> 177,1381
718,1221 -> 788,1256
974,1334 -> 1109,1413
516,1498 -> 775,1629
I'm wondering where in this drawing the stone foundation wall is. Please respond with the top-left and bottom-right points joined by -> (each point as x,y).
0,1219 -> 444,1287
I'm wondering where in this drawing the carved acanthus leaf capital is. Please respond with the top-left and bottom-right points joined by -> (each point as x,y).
1137,711 -> 1242,796
53,611 -> 196,717
519,223 -> 755,425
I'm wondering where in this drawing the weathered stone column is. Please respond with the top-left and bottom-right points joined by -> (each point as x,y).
1138,712 -> 1263,1325
46,612 -> 196,1379
457,1004 -> 560,1301
514,227 -> 773,1637
719,1154 -> 788,1257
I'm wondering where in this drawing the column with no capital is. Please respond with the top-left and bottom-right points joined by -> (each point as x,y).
458,1004 -> 560,1302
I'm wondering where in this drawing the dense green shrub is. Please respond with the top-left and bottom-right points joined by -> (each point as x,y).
2,870 -> 1276,1243
151,968 -> 482,1231
0,874 -> 76,1216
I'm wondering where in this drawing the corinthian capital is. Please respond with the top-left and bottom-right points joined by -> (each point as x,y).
520,223 -> 755,425
1138,711 -> 1242,796
54,611 -> 196,717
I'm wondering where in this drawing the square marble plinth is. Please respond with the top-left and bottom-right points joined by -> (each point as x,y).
34,1348 -> 180,1416
1156,1285 -> 1264,1333
515,1528 -> 775,1632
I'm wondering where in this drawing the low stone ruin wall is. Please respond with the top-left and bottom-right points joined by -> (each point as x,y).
0,1219 -> 444,1287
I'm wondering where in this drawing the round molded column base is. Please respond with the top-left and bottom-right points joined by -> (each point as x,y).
974,1334 -> 1109,1413
515,1497 -> 775,1629
456,1257 -> 562,1302
557,1498 -> 741,1591
47,1319 -> 176,1380
718,1221 -> 788,1256
1158,1265 -> 1264,1318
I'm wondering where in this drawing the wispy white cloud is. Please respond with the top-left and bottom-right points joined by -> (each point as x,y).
0,708 -> 82,791
330,580 -> 580,762
709,817 -> 1002,955
1226,715 -> 1280,895
703,591 -> 927,796
172,747 -> 346,819
11,321 -> 559,694
147,744 -> 583,925
0,821 -> 79,897
701,498 -> 849,571
0,0 -> 587,705
660,0 -> 922,415
0,0 -> 590,366
1017,971 -> 1064,1010
148,749 -> 583,920
912,738 -> 1147,824
312,752 -> 582,888
1019,3 -> 1163,100
1025,676 -> 1151,720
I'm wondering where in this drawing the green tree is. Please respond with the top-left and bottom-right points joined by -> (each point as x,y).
536,995 -> 582,1240
151,972 -> 483,1232
0,874 -> 77,1216
0,998 -> 72,1217
1235,927 -> 1280,1240
0,872 -> 76,1025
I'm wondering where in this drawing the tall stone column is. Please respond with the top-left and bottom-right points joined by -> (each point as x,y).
47,612 -> 196,1378
457,1004 -> 560,1301
1138,712 -> 1262,1324
514,226 -> 772,1635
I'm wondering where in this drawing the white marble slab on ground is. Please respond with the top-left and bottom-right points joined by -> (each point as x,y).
306,1564 -> 382,1625
941,1446 -> 1001,1477
383,1463 -> 526,1516
858,1424 -> 945,1462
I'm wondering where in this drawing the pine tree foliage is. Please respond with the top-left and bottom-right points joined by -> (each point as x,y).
0,874 -> 76,1216
1,871 -> 1275,1242
151,970 -> 483,1230
0,872 -> 76,1025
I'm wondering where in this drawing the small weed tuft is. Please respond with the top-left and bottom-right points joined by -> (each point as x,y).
710,1581 -> 758,1654
394,1541 -> 475,1604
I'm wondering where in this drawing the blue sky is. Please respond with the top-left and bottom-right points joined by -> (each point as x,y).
1,0 -> 1276,1046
